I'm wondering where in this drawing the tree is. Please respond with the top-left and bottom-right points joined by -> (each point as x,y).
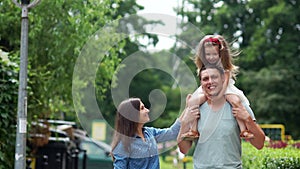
0,50 -> 18,169
0,0 -> 155,166
240,0 -> 300,138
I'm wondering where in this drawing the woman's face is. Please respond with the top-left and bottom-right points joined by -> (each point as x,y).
204,45 -> 220,64
139,101 -> 150,123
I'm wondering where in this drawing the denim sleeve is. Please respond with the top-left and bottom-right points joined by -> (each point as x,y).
113,153 -> 128,169
148,119 -> 181,143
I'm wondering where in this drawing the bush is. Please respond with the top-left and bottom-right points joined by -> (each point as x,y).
0,50 -> 18,169
161,141 -> 300,169
242,141 -> 300,169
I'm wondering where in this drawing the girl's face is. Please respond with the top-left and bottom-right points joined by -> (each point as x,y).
139,101 -> 150,123
204,45 -> 220,64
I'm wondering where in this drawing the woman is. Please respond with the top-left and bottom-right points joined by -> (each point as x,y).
111,98 -> 185,169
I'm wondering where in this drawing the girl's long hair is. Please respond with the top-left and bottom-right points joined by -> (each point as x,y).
111,98 -> 141,158
194,35 -> 239,79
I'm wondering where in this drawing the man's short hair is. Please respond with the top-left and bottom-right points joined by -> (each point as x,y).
199,64 -> 225,80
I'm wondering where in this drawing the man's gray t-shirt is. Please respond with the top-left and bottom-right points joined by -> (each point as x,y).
193,102 -> 255,169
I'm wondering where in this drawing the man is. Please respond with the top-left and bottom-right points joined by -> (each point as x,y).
177,65 -> 265,169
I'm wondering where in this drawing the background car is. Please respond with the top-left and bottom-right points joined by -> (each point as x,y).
78,136 -> 113,169
28,120 -> 113,169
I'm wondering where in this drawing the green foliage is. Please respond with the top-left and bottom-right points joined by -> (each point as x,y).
0,1 -> 20,51
241,1 -> 300,138
0,50 -> 18,169
242,142 -> 300,169
0,0 -> 146,167
0,0 -> 148,120
159,142 -> 300,169
27,0 -> 121,119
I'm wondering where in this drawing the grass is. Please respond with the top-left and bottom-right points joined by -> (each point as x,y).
160,156 -> 193,169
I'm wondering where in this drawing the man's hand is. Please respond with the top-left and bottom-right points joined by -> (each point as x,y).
182,104 -> 200,125
232,103 -> 250,121
177,95 -> 201,154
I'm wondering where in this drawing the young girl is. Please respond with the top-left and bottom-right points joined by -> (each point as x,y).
111,98 -> 185,169
181,35 -> 254,140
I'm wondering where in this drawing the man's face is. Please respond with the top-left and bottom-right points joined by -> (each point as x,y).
200,68 -> 224,97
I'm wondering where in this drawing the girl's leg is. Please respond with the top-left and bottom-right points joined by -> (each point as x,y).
181,93 -> 206,140
188,93 -> 206,132
226,94 -> 254,139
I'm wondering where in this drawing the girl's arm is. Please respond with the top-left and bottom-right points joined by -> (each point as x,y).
221,70 -> 230,95
210,70 -> 230,101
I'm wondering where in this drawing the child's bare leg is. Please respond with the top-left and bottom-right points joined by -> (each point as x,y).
181,93 -> 206,140
188,93 -> 206,133
226,94 -> 254,139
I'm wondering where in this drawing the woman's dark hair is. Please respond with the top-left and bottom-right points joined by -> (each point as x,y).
111,98 -> 141,156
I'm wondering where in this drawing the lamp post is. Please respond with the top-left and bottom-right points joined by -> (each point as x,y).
12,0 -> 41,168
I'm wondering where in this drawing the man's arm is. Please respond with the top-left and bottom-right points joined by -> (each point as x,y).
177,105 -> 200,154
232,106 -> 265,149
177,109 -> 193,154
244,117 -> 265,149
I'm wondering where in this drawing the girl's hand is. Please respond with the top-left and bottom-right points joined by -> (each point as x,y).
185,94 -> 192,107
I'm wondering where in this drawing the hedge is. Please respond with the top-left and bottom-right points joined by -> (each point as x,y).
242,141 -> 300,169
